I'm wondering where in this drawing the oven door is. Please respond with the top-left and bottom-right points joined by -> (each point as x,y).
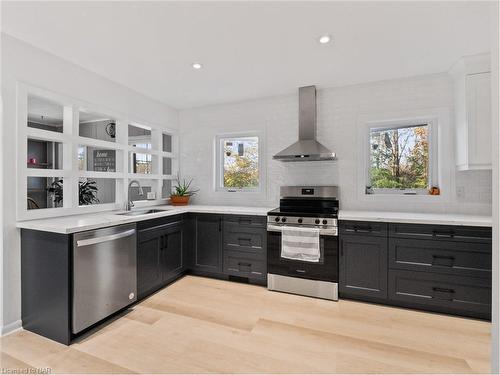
267,228 -> 338,282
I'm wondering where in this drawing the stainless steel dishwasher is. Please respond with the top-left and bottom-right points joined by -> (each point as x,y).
72,223 -> 137,334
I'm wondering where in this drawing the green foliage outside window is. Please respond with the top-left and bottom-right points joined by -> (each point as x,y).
133,152 -> 152,174
369,125 -> 429,189
223,137 -> 259,189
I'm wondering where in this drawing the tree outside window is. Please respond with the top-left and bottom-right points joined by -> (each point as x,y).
221,136 -> 259,190
133,153 -> 152,174
369,124 -> 429,190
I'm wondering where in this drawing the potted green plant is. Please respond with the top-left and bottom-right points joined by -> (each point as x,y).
47,179 -> 99,206
78,180 -> 100,205
46,179 -> 63,206
170,175 -> 198,206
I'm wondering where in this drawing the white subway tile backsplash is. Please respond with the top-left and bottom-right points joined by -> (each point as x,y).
455,170 -> 492,204
180,73 -> 492,216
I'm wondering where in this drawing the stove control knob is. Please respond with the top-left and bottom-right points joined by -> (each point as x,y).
281,217 -> 287,223
315,219 -> 320,225
275,217 -> 280,222
322,219 -> 328,225
297,218 -> 303,224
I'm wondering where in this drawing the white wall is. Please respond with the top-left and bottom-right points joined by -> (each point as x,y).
180,73 -> 492,216
0,5 -> 4,334
490,1 -> 499,372
1,34 -> 179,333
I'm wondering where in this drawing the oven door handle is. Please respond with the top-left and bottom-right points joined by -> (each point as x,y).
267,224 -> 338,236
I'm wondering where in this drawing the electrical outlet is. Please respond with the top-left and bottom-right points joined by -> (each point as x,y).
456,186 -> 465,199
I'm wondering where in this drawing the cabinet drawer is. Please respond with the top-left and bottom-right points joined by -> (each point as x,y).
223,215 -> 266,228
137,214 -> 184,231
223,251 -> 266,279
389,223 -> 491,243
223,223 -> 266,255
389,238 -> 491,278
138,220 -> 183,242
339,221 -> 387,237
388,270 -> 491,319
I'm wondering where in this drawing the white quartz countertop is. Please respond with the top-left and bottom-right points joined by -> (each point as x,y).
339,210 -> 492,227
16,205 -> 273,234
17,206 -> 493,234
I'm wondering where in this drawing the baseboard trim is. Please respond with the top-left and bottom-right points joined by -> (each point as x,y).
1,319 -> 22,336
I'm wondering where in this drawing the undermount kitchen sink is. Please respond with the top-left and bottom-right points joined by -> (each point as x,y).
116,209 -> 168,216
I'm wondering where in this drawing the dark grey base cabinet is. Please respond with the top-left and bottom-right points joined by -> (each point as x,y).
222,215 -> 267,282
21,230 -> 72,345
137,215 -> 186,300
137,213 -> 267,295
339,223 -> 387,299
190,213 -> 223,274
223,251 -> 266,280
187,213 -> 267,283
339,220 -> 492,320
339,221 -> 388,301
388,237 -> 492,278
388,270 -> 491,319
339,232 -> 388,300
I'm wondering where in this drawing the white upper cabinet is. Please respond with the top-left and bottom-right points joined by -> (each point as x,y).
450,53 -> 491,171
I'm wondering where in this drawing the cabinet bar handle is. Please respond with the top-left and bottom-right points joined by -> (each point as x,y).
431,254 -> 455,266
345,226 -> 372,233
433,230 -> 455,238
432,287 -> 455,294
432,255 -> 455,260
138,221 -> 182,234
354,226 -> 372,233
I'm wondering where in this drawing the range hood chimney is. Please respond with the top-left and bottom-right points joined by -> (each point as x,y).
273,86 -> 336,162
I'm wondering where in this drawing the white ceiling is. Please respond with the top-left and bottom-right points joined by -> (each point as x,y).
28,95 -> 64,126
2,1 -> 492,109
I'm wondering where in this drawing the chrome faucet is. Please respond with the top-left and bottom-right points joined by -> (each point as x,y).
126,180 -> 144,211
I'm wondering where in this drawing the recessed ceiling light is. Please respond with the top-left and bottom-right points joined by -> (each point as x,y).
192,62 -> 203,70
318,35 -> 331,44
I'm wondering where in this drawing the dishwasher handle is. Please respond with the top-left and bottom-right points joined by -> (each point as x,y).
76,228 -> 136,247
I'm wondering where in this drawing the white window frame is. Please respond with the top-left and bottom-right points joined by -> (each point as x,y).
363,117 -> 438,196
17,83 -> 179,221
215,132 -> 264,193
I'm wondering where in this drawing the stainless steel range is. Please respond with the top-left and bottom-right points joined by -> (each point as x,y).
267,186 -> 339,300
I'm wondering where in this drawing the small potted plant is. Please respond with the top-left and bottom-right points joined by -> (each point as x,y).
170,175 -> 198,206
47,179 -> 99,206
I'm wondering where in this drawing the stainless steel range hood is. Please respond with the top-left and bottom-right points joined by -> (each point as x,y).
273,86 -> 336,162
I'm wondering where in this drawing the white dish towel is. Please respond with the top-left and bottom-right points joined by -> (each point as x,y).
281,226 -> 321,263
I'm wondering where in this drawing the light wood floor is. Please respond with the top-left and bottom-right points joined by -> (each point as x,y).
0,275 -> 491,374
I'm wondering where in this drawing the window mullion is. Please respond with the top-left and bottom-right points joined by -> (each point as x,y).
63,105 -> 79,208
115,119 -> 128,209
